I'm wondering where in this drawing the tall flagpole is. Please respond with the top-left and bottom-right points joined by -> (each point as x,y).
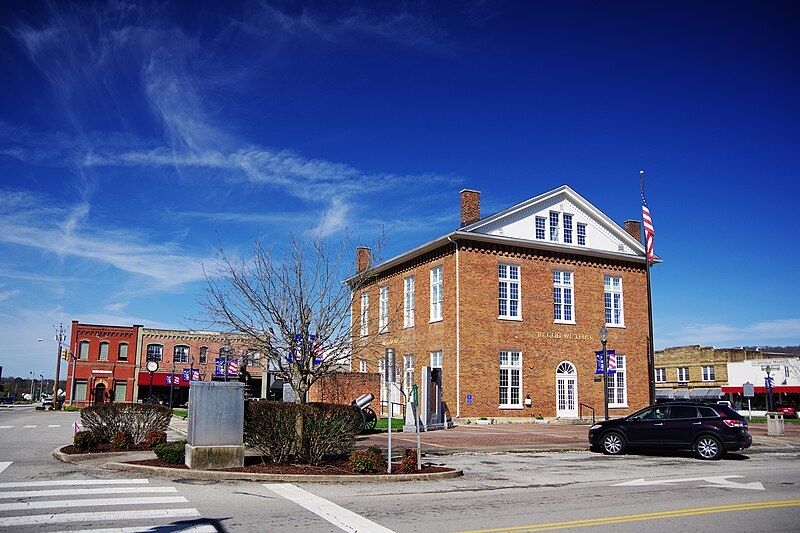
641,170 -> 656,405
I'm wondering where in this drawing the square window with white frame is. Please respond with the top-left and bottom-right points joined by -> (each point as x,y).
655,367 -> 666,383
604,276 -> 624,326
358,359 -> 367,373
607,354 -> 627,407
677,367 -> 689,382
430,350 -> 442,369
702,365 -> 715,381
535,216 -> 546,239
549,211 -> 559,241
379,285 -> 389,333
577,223 -> 586,245
563,213 -> 573,244
498,263 -> 520,319
430,266 -> 443,322
499,350 -> 522,408
403,276 -> 415,328
553,270 -> 574,323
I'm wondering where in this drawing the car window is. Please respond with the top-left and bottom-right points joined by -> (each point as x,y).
669,406 -> 699,419
630,406 -> 667,421
698,406 -> 719,418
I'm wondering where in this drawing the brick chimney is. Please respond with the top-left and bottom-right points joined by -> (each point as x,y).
460,189 -> 481,227
356,246 -> 371,271
624,220 -> 642,243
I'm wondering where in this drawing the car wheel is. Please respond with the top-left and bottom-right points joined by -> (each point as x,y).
694,435 -> 723,460
601,431 -> 626,455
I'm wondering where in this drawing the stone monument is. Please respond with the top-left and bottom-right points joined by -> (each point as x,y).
185,381 -> 245,469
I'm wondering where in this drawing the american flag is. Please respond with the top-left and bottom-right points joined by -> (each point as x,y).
641,170 -> 655,262
228,358 -> 239,375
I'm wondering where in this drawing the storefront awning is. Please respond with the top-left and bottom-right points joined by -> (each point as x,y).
673,390 -> 690,400
655,389 -> 674,400
722,385 -> 800,394
137,371 -> 190,388
689,387 -> 722,399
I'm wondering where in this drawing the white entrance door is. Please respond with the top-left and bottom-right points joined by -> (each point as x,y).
556,361 -> 578,418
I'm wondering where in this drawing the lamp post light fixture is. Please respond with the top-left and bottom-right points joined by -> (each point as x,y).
600,326 -> 609,421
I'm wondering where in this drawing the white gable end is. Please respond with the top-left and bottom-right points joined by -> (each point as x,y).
466,188 -> 643,257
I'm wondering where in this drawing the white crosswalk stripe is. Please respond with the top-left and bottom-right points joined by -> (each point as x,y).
48,424 -> 62,427
0,476 -> 216,532
22,425 -> 37,428
0,426 -> 12,429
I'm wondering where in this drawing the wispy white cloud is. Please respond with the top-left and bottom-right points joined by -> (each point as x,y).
657,318 -> 800,349
0,288 -> 19,302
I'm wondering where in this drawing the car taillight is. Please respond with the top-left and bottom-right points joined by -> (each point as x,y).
723,419 -> 744,427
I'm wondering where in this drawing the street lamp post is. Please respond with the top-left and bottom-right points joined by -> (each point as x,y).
146,361 -> 158,403
168,360 -> 176,408
600,326 -> 609,421
765,365 -> 774,412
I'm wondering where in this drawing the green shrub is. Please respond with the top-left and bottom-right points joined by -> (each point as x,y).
350,447 -> 386,474
244,401 -> 300,464
302,403 -> 362,466
397,448 -> 418,474
144,429 -> 168,448
64,404 -> 79,412
81,403 -> 171,444
154,440 -> 186,464
111,430 -> 134,450
73,430 -> 102,451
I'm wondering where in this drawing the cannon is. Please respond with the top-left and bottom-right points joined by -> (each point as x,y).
352,393 -> 377,432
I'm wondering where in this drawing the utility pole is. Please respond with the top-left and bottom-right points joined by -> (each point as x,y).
52,323 -> 67,408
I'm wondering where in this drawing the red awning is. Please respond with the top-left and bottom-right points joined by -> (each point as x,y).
137,371 -> 190,387
721,386 -> 800,394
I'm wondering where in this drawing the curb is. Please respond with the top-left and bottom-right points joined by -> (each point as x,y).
53,446 -> 147,464
103,461 -> 464,483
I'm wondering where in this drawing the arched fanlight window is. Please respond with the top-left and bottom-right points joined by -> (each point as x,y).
556,361 -> 576,375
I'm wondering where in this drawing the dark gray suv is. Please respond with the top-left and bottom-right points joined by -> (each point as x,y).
588,402 -> 752,460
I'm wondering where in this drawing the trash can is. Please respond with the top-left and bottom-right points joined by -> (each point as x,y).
766,412 -> 785,437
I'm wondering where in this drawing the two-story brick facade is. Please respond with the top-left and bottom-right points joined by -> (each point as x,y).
350,186 -> 655,419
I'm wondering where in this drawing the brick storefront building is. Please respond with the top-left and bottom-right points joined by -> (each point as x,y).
350,186 -> 655,419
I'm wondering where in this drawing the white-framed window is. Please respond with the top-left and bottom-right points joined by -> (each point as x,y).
199,346 -> 208,364
499,350 -> 522,408
608,354 -> 627,407
403,276 -> 415,328
577,223 -> 586,245
677,367 -> 689,382
146,344 -> 163,363
404,355 -> 414,393
379,285 -> 389,333
498,263 -> 520,319
174,345 -> 189,364
535,216 -> 546,239
430,350 -> 442,369
702,365 -> 715,381
73,380 -> 87,402
79,340 -> 89,360
553,270 -> 574,323
98,342 -> 109,361
655,367 -> 666,383
118,343 -> 128,361
549,211 -> 559,241
430,266 -> 443,322
563,214 -> 573,244
359,359 -> 367,373
604,276 -> 624,326
359,292 -> 369,337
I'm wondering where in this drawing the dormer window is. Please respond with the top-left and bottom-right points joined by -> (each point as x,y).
577,223 -> 586,245
535,217 -> 545,239
563,214 -> 573,244
549,212 -> 559,241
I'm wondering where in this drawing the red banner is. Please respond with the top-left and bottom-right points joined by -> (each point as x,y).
137,371 -> 189,387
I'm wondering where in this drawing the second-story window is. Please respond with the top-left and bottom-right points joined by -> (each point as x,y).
535,216 -> 546,239
79,341 -> 89,360
174,345 -> 189,364
146,344 -> 163,363
498,263 -> 520,319
379,285 -> 389,333
403,276 -> 415,328
549,211 -> 560,241
118,343 -> 128,361
553,270 -> 574,323
199,346 -> 208,364
563,214 -> 573,244
604,276 -> 624,326
702,365 -> 716,381
430,266 -> 443,322
404,355 -> 414,393
577,223 -> 587,245
359,292 -> 369,337
655,368 -> 666,382
359,359 -> 367,373
98,342 -> 109,361
677,367 -> 689,382
430,350 -> 443,369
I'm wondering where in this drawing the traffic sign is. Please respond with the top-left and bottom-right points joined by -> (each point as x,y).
466,394 -> 473,405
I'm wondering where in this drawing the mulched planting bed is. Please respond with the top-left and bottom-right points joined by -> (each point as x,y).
126,456 -> 454,475
61,443 -> 155,455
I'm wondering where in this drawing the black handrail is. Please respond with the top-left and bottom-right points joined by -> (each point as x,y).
579,403 -> 595,424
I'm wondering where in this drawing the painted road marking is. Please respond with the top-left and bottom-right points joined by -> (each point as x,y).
0,496 -> 188,512
0,478 -> 149,488
265,483 -> 394,533
22,425 -> 37,428
0,507 -> 200,527
0,426 -> 11,429
613,475 -> 764,491
57,525 -> 218,533
48,424 -> 61,427
0,463 -> 10,476
0,486 -> 177,499
459,499 -> 800,532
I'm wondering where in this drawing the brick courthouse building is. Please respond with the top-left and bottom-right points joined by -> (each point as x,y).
350,186 -> 654,419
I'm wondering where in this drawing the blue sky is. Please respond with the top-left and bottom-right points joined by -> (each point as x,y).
0,1 -> 798,378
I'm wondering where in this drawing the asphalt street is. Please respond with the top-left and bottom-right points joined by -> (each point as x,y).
1,406 -> 799,532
